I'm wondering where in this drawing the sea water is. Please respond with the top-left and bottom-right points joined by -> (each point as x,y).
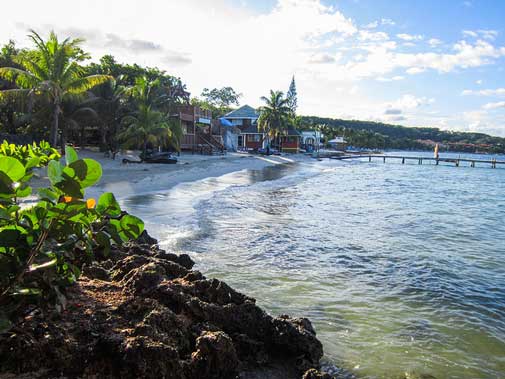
122,152 -> 505,379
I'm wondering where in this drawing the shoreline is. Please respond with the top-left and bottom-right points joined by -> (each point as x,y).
54,149 -> 309,201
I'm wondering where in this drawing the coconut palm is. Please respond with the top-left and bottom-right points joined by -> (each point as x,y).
119,104 -> 179,157
92,78 -> 128,153
258,90 -> 291,150
120,77 -> 182,156
0,30 -> 111,149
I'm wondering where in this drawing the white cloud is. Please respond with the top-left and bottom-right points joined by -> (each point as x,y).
377,75 -> 404,82
397,33 -> 424,41
381,18 -> 396,26
365,20 -> 378,29
463,29 -> 499,40
1,0 -> 505,136
359,30 -> 389,41
476,79 -> 483,85
462,88 -> 505,96
462,30 -> 478,38
389,94 -> 435,109
308,52 -> 340,64
483,101 -> 505,110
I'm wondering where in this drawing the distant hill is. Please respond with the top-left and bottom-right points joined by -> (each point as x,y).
299,116 -> 505,153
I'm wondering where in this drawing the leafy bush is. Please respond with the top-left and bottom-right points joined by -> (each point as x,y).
0,145 -> 143,332
0,140 -> 61,168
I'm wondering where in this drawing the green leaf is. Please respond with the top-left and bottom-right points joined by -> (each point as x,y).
0,171 -> 14,195
0,226 -> 25,247
97,192 -> 121,216
38,188 -> 59,202
69,159 -> 102,188
15,185 -> 32,198
47,160 -> 63,184
120,214 -> 144,240
65,146 -> 78,166
0,156 -> 25,181
56,177 -> 84,198
25,156 -> 41,170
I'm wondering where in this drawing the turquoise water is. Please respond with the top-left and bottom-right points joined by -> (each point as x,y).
123,153 -> 505,379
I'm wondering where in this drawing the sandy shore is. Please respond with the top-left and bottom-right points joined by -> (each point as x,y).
30,149 -> 309,201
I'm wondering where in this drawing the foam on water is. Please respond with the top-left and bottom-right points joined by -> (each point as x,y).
123,153 -> 505,379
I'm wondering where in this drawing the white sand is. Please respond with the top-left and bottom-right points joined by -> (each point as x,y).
30,149 -> 309,201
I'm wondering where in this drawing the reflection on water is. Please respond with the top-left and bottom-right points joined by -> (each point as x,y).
123,153 -> 505,379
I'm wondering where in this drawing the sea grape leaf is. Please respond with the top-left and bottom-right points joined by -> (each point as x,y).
0,172 -> 14,195
120,215 -> 144,240
25,156 -> 41,170
0,157 -> 25,181
65,146 -> 78,166
47,160 -> 63,184
97,192 -> 121,216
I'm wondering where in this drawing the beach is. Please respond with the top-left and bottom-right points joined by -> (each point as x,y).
29,149 -> 308,201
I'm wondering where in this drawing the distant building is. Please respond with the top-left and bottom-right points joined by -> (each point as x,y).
173,105 -> 225,154
301,130 -> 324,152
221,105 -> 263,151
221,105 -> 300,153
327,136 -> 347,151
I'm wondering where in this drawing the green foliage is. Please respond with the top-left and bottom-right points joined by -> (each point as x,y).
0,30 -> 111,148
119,77 -> 182,154
0,145 -> 143,330
0,140 -> 60,168
195,87 -> 242,117
258,90 -> 292,145
300,116 -> 505,152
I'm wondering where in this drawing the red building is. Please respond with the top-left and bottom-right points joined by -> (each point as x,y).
173,105 -> 224,154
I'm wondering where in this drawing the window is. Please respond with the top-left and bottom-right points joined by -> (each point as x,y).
249,134 -> 261,142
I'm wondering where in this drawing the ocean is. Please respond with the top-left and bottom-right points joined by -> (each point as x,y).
122,152 -> 505,379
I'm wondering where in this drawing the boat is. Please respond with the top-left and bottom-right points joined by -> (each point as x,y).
122,151 -> 178,164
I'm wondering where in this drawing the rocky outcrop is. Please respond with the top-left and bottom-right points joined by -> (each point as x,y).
0,234 -> 337,379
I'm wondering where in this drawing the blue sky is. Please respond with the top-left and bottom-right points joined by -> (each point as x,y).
2,0 -> 505,135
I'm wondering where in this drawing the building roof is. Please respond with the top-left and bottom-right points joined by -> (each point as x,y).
285,126 -> 301,136
223,105 -> 259,119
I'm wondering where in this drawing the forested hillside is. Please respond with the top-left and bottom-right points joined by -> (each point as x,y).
299,116 -> 505,153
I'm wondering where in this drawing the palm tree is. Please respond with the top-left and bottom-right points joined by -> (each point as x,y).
92,78 -> 128,153
119,104 -> 175,157
120,77 -> 182,156
258,90 -> 291,150
0,30 -> 111,149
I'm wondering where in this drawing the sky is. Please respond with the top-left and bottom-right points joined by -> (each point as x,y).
1,0 -> 505,136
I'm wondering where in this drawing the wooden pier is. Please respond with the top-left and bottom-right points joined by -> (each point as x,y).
329,154 -> 504,168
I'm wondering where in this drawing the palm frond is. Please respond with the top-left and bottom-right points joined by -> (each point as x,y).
66,74 -> 112,94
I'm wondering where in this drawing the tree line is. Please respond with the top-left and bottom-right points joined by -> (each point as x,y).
0,31 -> 242,156
300,116 -> 505,153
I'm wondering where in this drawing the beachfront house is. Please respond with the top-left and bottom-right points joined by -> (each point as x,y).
220,104 -> 301,153
221,105 -> 264,151
301,130 -> 324,152
173,105 -> 225,154
278,127 -> 301,153
328,136 -> 347,151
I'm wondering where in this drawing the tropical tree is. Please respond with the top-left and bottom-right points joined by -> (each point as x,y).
0,30 -> 111,150
286,75 -> 297,115
258,90 -> 291,150
119,104 -> 177,157
91,78 -> 128,153
120,76 -> 182,155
